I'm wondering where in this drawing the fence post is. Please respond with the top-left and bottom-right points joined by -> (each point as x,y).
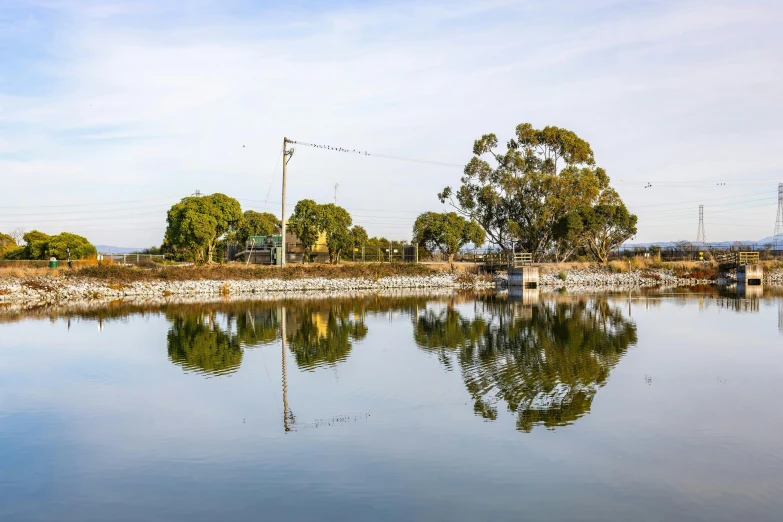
388,242 -> 392,263
378,246 -> 381,263
362,245 -> 365,263
415,243 -> 418,264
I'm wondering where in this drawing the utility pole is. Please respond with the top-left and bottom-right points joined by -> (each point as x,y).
281,138 -> 294,267
334,183 -> 339,205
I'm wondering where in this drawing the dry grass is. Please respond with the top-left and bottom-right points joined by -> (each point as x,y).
56,262 -> 438,283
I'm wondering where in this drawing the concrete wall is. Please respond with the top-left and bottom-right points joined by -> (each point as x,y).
737,264 -> 763,285
508,267 -> 539,288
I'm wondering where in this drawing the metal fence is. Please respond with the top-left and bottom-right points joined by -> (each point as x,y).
230,242 -> 419,264
97,254 -> 167,266
612,244 -> 783,262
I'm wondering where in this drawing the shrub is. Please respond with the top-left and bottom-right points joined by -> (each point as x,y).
558,271 -> 567,281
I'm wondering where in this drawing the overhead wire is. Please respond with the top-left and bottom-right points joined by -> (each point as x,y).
289,139 -> 464,168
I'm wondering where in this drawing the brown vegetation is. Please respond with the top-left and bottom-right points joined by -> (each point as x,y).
54,262 -> 438,284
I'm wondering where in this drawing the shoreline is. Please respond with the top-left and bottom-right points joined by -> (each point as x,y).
2,266 -> 782,305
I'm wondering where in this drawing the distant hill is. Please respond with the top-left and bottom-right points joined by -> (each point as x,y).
95,245 -> 144,254
625,237 -> 780,248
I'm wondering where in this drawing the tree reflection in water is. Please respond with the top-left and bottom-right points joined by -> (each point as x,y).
167,314 -> 243,376
286,304 -> 368,370
414,295 -> 637,431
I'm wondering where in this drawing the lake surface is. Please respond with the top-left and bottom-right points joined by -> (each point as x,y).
1,287 -> 783,522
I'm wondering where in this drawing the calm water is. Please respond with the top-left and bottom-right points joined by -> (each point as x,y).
1,287 -> 783,522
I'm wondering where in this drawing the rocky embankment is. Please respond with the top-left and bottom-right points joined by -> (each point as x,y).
0,274 -> 495,304
2,267 -> 781,305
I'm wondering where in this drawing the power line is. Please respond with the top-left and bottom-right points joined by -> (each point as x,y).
264,143 -> 284,204
0,196 -> 180,210
0,203 -> 172,217
289,139 -> 464,168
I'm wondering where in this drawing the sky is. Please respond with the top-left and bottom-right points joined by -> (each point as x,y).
1,0 -> 782,248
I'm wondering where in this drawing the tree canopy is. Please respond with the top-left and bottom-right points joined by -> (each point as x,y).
234,210 -> 280,245
439,123 -> 634,261
288,199 -> 323,263
2,230 -> 96,260
164,193 -> 242,263
320,203 -> 353,264
0,233 -> 16,258
350,226 -> 368,250
555,204 -> 637,263
288,200 -> 356,264
412,211 -> 485,264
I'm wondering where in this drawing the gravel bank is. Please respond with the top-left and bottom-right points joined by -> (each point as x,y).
0,274 -> 495,304
3,267 -> 782,305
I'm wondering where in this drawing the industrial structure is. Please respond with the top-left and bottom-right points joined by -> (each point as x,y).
775,183 -> 783,248
696,204 -> 706,246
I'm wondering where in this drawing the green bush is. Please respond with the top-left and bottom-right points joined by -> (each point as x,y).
558,271 -> 568,281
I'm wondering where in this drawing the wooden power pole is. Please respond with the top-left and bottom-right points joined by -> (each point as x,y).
281,138 -> 293,267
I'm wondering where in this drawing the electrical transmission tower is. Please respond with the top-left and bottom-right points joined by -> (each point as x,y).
774,183 -> 783,248
696,205 -> 706,246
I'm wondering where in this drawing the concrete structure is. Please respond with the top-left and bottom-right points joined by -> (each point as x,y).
508,266 -> 539,288
737,264 -> 763,285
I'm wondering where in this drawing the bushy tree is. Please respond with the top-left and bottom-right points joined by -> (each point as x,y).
288,199 -> 323,263
554,205 -> 637,263
3,230 -> 96,260
235,210 -> 280,245
23,230 -> 51,259
412,211 -> 485,265
320,203 -> 353,264
350,226 -> 368,249
164,193 -> 242,263
439,123 -> 632,261
0,233 -> 16,258
47,232 -> 98,259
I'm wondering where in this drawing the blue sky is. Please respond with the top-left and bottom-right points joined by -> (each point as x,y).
1,0 -> 782,247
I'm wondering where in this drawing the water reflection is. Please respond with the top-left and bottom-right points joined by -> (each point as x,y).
167,313 -> 243,376
414,295 -> 638,431
286,303 -> 368,370
717,284 -> 764,313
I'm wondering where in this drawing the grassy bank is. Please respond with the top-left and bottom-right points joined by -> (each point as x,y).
0,262 -> 440,283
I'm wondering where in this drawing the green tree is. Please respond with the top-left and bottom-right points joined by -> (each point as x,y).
288,199 -> 323,263
320,203 -> 353,264
0,233 -> 16,258
164,193 -> 242,263
412,211 -> 485,265
350,225 -> 368,249
22,230 -> 52,260
557,204 -> 637,263
439,123 -> 627,261
235,210 -> 280,245
47,232 -> 97,259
